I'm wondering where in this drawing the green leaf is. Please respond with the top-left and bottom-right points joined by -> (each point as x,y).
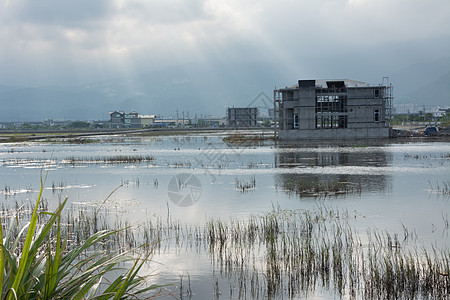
0,217 -> 5,294
8,176 -> 45,300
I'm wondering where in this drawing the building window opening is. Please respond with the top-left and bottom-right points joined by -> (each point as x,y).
316,115 -> 348,129
374,110 -> 380,122
316,116 -> 332,129
374,89 -> 380,98
285,91 -> 294,101
316,95 -> 347,113
338,115 -> 348,128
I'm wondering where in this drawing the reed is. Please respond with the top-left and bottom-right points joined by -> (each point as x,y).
64,155 -> 155,165
429,180 -> 450,196
2,188 -> 449,299
235,176 -> 256,192
138,205 -> 449,299
0,174 -> 165,299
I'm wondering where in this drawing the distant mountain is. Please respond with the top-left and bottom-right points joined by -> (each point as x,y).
81,60 -> 291,115
1,61 -> 290,122
1,58 -> 449,122
0,86 -> 111,121
390,56 -> 450,104
405,71 -> 450,106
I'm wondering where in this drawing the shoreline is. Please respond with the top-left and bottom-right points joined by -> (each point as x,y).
1,126 -> 449,143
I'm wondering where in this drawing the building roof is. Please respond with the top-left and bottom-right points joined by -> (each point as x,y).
283,79 -> 380,90
109,111 -> 125,115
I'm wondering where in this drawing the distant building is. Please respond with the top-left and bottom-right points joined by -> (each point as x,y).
227,107 -> 258,127
124,112 -> 141,128
43,118 -> 55,127
197,117 -> 226,127
110,111 -> 124,128
433,107 -> 450,118
274,79 -> 393,139
110,111 -> 142,129
153,119 -> 176,127
139,115 -> 156,127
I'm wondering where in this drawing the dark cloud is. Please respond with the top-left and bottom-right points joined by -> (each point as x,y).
7,0 -> 113,28
0,0 -> 449,89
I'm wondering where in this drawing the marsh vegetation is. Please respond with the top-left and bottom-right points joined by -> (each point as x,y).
6,195 -> 449,299
1,135 -> 449,299
0,180 -> 166,299
65,155 -> 155,165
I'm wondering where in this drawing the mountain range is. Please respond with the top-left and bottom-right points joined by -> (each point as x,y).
1,58 -> 449,122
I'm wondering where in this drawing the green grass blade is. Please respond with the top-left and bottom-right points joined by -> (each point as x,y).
85,275 -> 103,299
8,174 -> 45,300
97,275 -> 126,299
28,198 -> 67,266
0,217 -> 5,294
41,198 -> 67,298
112,250 -> 153,300
112,258 -> 140,300
1,176 -> 161,300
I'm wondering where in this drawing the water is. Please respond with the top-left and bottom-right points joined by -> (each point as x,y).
1,132 -> 449,299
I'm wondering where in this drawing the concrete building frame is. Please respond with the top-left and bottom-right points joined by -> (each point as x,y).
274,79 -> 393,140
227,107 -> 259,127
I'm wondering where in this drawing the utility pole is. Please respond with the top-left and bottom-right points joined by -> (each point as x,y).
423,105 -> 426,123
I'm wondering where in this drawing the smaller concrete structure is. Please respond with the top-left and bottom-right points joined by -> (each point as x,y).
227,107 -> 258,127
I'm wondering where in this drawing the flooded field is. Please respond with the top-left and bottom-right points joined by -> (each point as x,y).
0,131 -> 449,299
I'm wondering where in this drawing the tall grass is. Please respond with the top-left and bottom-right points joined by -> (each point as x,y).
2,180 -> 449,299
64,155 -> 155,165
129,205 -> 450,299
0,173 -> 164,299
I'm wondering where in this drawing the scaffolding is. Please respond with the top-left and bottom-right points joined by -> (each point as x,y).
273,89 -> 282,139
382,76 -> 394,127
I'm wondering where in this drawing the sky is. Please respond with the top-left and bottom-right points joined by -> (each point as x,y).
0,0 -> 449,87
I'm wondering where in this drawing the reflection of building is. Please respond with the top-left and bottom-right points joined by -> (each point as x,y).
274,79 -> 393,139
227,107 -> 258,127
273,145 -> 392,196
109,111 -> 142,129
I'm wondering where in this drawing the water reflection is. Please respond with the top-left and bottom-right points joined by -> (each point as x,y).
274,144 -> 393,196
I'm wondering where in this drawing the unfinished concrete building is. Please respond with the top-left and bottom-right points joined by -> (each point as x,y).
274,79 -> 393,139
227,107 -> 258,127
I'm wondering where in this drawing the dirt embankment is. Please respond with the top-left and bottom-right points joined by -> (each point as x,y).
392,125 -> 450,138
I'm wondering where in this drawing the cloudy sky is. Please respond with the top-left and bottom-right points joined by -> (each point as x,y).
1,0 -> 449,87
